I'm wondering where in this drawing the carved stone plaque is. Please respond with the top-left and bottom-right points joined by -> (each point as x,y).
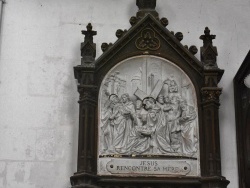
98,56 -> 200,177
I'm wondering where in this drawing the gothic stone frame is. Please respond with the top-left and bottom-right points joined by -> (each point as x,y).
71,1 -> 229,188
234,50 -> 250,188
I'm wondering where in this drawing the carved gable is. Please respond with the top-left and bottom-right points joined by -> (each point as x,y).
71,1 -> 229,188
95,14 -> 203,83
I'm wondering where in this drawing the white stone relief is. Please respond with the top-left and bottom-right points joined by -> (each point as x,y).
98,56 -> 200,176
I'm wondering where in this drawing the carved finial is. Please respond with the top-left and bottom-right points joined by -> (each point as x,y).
204,27 -> 210,35
81,23 -> 97,65
86,23 -> 92,31
101,43 -> 108,52
200,27 -> 216,48
200,27 -> 218,69
116,29 -> 127,38
175,32 -> 183,41
189,45 -> 198,55
101,43 -> 113,52
136,0 -> 156,10
130,16 -> 138,26
160,17 -> 168,27
82,23 -> 97,44
136,0 -> 158,19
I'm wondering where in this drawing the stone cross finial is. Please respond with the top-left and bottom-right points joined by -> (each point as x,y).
200,27 -> 218,69
136,0 -> 156,10
82,23 -> 97,44
200,27 -> 216,48
80,23 -> 97,65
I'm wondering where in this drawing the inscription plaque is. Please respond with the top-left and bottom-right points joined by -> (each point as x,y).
101,158 -> 197,176
98,56 -> 200,177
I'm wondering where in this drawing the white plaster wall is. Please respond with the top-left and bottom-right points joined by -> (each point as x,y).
0,0 -> 249,187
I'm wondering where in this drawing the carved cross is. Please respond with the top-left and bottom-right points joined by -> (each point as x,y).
200,27 -> 215,48
82,23 -> 97,44
200,27 -> 218,68
134,80 -> 163,100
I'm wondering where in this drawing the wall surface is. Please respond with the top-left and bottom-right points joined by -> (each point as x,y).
0,0 -> 249,187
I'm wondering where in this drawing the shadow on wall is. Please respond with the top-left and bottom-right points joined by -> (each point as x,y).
0,0 -> 6,61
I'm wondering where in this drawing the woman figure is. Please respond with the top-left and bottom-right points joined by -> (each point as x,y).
101,94 -> 122,153
179,99 -> 198,155
156,95 -> 182,153
113,93 -> 135,153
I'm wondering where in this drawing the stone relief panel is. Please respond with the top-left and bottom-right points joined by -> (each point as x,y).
98,56 -> 200,176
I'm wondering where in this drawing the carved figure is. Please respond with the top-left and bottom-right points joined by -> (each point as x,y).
179,99 -> 198,155
167,95 -> 182,152
156,95 -> 180,153
99,59 -> 199,157
101,94 -> 121,153
127,97 -> 162,154
134,99 -> 144,126
164,78 -> 178,93
156,94 -> 165,109
113,93 -> 135,153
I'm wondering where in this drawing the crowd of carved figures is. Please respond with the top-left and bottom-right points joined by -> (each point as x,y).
100,77 -> 198,157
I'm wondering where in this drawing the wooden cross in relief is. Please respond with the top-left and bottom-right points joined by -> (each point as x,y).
134,80 -> 163,100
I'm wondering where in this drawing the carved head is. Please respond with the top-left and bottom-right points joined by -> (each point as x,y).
109,94 -> 119,104
170,95 -> 181,105
142,97 -> 156,110
179,99 -> 188,110
169,80 -> 178,93
164,95 -> 170,104
157,94 -> 164,104
121,93 -> 130,103
136,100 -> 143,110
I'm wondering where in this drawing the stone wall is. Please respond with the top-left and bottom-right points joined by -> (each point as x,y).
0,0 -> 249,187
